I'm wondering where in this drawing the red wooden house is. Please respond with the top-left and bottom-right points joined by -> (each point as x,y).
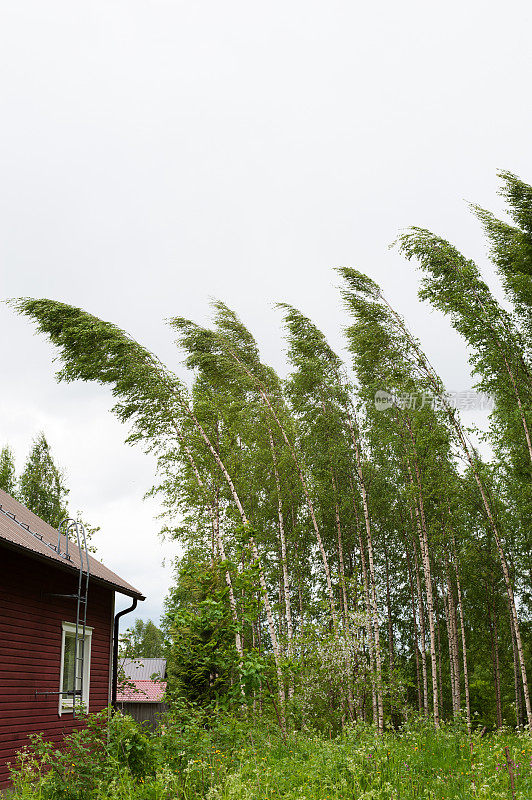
0,489 -> 144,789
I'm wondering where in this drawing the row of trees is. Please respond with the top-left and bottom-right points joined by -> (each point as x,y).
13,171 -> 532,732
0,434 -> 100,553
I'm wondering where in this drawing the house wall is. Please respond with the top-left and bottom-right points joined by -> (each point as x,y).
0,546 -> 114,789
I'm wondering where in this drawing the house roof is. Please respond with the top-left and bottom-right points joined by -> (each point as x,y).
116,680 -> 167,703
120,658 -> 167,680
0,489 -> 144,600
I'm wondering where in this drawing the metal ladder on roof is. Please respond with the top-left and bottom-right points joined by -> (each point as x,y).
59,519 -> 90,718
0,502 -> 70,558
34,518 -> 91,717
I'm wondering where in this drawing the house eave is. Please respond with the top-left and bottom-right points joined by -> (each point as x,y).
0,538 -> 145,600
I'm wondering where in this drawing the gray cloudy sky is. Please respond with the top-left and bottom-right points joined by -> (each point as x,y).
1,0 -> 531,622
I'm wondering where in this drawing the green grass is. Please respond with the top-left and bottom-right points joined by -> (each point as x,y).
9,712 -> 532,799
178,721 -> 532,800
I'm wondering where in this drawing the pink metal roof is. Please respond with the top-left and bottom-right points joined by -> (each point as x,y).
0,489 -> 144,600
116,680 -> 167,703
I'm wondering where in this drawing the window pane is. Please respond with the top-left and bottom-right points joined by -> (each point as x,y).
62,633 -> 84,695
60,627 -> 92,713
62,635 -> 76,695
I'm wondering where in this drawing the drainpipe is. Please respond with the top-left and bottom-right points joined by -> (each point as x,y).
112,597 -> 138,708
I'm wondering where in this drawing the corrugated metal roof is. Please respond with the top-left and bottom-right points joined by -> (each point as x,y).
116,680 -> 167,703
120,658 -> 167,680
0,489 -> 144,600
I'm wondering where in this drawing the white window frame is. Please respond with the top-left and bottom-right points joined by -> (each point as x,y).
59,622 -> 93,715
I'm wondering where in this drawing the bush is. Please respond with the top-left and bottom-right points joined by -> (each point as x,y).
107,710 -> 157,779
10,708 -> 158,800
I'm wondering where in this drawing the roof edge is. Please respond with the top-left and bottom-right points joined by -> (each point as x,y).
0,537 -> 145,601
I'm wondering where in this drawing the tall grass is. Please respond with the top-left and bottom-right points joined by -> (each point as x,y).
9,709 -> 532,799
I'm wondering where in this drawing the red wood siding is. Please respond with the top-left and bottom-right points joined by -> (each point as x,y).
0,546 -> 114,789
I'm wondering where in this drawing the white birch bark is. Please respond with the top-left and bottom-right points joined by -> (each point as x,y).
380,301 -> 532,729
345,412 -> 384,731
404,450 -> 439,728
451,535 -> 471,730
351,491 -> 379,726
267,424 -> 294,705
220,348 -> 339,635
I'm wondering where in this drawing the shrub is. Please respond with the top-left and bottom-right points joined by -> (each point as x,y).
10,708 -> 158,800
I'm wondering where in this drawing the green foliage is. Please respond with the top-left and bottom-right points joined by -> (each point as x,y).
120,619 -> 165,659
0,445 -> 17,496
164,558 -> 266,708
9,712 -> 532,800
398,191 -> 532,582
10,709 -> 157,800
165,561 -> 238,706
19,433 -> 69,528
10,298 -> 186,455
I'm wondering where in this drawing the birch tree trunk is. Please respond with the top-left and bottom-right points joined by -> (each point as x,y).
173,424 -> 244,661
222,349 -> 339,635
444,559 -> 461,717
401,528 -> 423,712
442,575 -> 459,718
179,402 -> 287,723
385,326 -> 532,729
329,472 -> 355,721
488,594 -> 503,728
410,517 -> 429,716
267,425 -> 295,698
405,450 -> 439,728
330,469 -> 350,632
383,535 -> 394,677
345,413 -> 384,732
351,495 -> 378,725
435,594 -> 443,722
509,600 -> 524,727
451,534 -> 471,730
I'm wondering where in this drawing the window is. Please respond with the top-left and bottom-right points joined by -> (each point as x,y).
59,622 -> 93,715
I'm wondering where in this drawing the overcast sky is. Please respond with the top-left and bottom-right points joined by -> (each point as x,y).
1,0 -> 531,624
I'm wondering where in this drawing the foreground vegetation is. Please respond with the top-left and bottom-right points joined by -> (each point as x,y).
9,708 -> 532,800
